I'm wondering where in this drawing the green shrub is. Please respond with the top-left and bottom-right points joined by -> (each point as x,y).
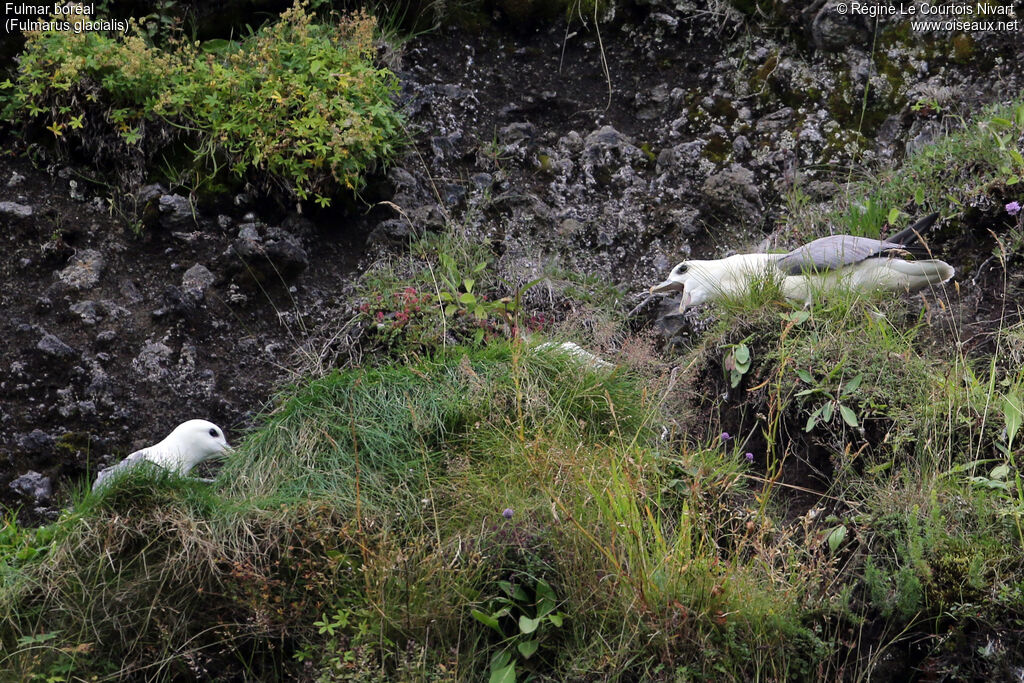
2,2 -> 403,205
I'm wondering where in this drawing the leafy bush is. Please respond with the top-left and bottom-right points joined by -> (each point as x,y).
1,2 -> 403,205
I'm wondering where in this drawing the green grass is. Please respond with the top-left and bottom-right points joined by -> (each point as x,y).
0,338 -> 833,680
783,100 -> 1024,240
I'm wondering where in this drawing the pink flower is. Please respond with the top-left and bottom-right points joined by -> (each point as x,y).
1006,201 -> 1021,216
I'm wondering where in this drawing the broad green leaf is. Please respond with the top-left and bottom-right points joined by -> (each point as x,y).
489,663 -> 515,683
519,615 -> 540,634
464,278 -> 475,293
734,344 -> 750,364
517,640 -> 539,659
471,609 -> 502,633
822,401 -> 834,423
887,208 -> 900,225
839,404 -> 858,427
459,292 -> 477,305
1002,392 -> 1022,447
826,525 -> 848,554
913,187 -> 925,205
548,612 -> 565,627
969,476 -> 1009,490
491,649 -> 511,668
990,464 -> 1010,480
842,373 -> 863,396
796,369 -> 814,383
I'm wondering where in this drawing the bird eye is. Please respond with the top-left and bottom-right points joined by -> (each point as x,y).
674,264 -> 689,275
209,428 -> 218,438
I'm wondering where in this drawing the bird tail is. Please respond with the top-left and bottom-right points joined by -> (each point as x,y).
888,212 -> 940,247
884,258 -> 955,290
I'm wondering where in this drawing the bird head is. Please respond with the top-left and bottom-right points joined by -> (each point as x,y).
649,260 -> 718,313
650,254 -> 780,313
169,419 -> 232,469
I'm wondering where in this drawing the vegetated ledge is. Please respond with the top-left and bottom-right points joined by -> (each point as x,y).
0,2 -> 404,208
2,77 -> 1024,683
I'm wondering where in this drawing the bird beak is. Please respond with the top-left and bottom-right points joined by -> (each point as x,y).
649,278 -> 684,295
677,291 -> 692,313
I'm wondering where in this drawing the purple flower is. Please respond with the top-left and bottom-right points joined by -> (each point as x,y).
720,432 -> 732,442
502,508 -> 514,520
1007,201 -> 1021,216
745,452 -> 754,463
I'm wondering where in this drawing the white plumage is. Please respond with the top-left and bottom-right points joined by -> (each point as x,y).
92,419 -> 231,491
650,215 -> 954,311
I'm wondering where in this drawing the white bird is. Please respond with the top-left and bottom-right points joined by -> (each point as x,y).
535,340 -> 613,369
650,213 -> 954,311
92,419 -> 231,492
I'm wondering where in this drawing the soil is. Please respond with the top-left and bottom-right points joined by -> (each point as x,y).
0,151 -> 369,524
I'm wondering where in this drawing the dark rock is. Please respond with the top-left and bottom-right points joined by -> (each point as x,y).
70,300 -> 103,325
732,135 -> 752,159
470,173 -> 493,191
227,223 -> 309,282
133,341 -> 173,381
0,201 -> 33,217
702,164 -> 762,215
811,2 -> 869,52
119,278 -> 144,304
136,183 -> 165,203
581,126 -> 644,176
17,429 -> 54,453
37,333 -> 76,359
431,133 -> 463,161
182,264 -> 215,298
368,218 -> 414,246
57,249 -> 105,290
500,122 -> 537,143
443,183 -> 467,205
152,286 -> 190,319
94,330 -> 118,348
9,471 -> 52,504
158,194 -> 196,230
755,107 -> 795,135
666,208 -> 701,236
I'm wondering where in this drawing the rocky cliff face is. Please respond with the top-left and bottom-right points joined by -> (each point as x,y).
2,1 -> 1021,521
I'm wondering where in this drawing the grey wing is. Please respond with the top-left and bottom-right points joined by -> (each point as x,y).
776,235 -> 906,275
92,449 -> 150,491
